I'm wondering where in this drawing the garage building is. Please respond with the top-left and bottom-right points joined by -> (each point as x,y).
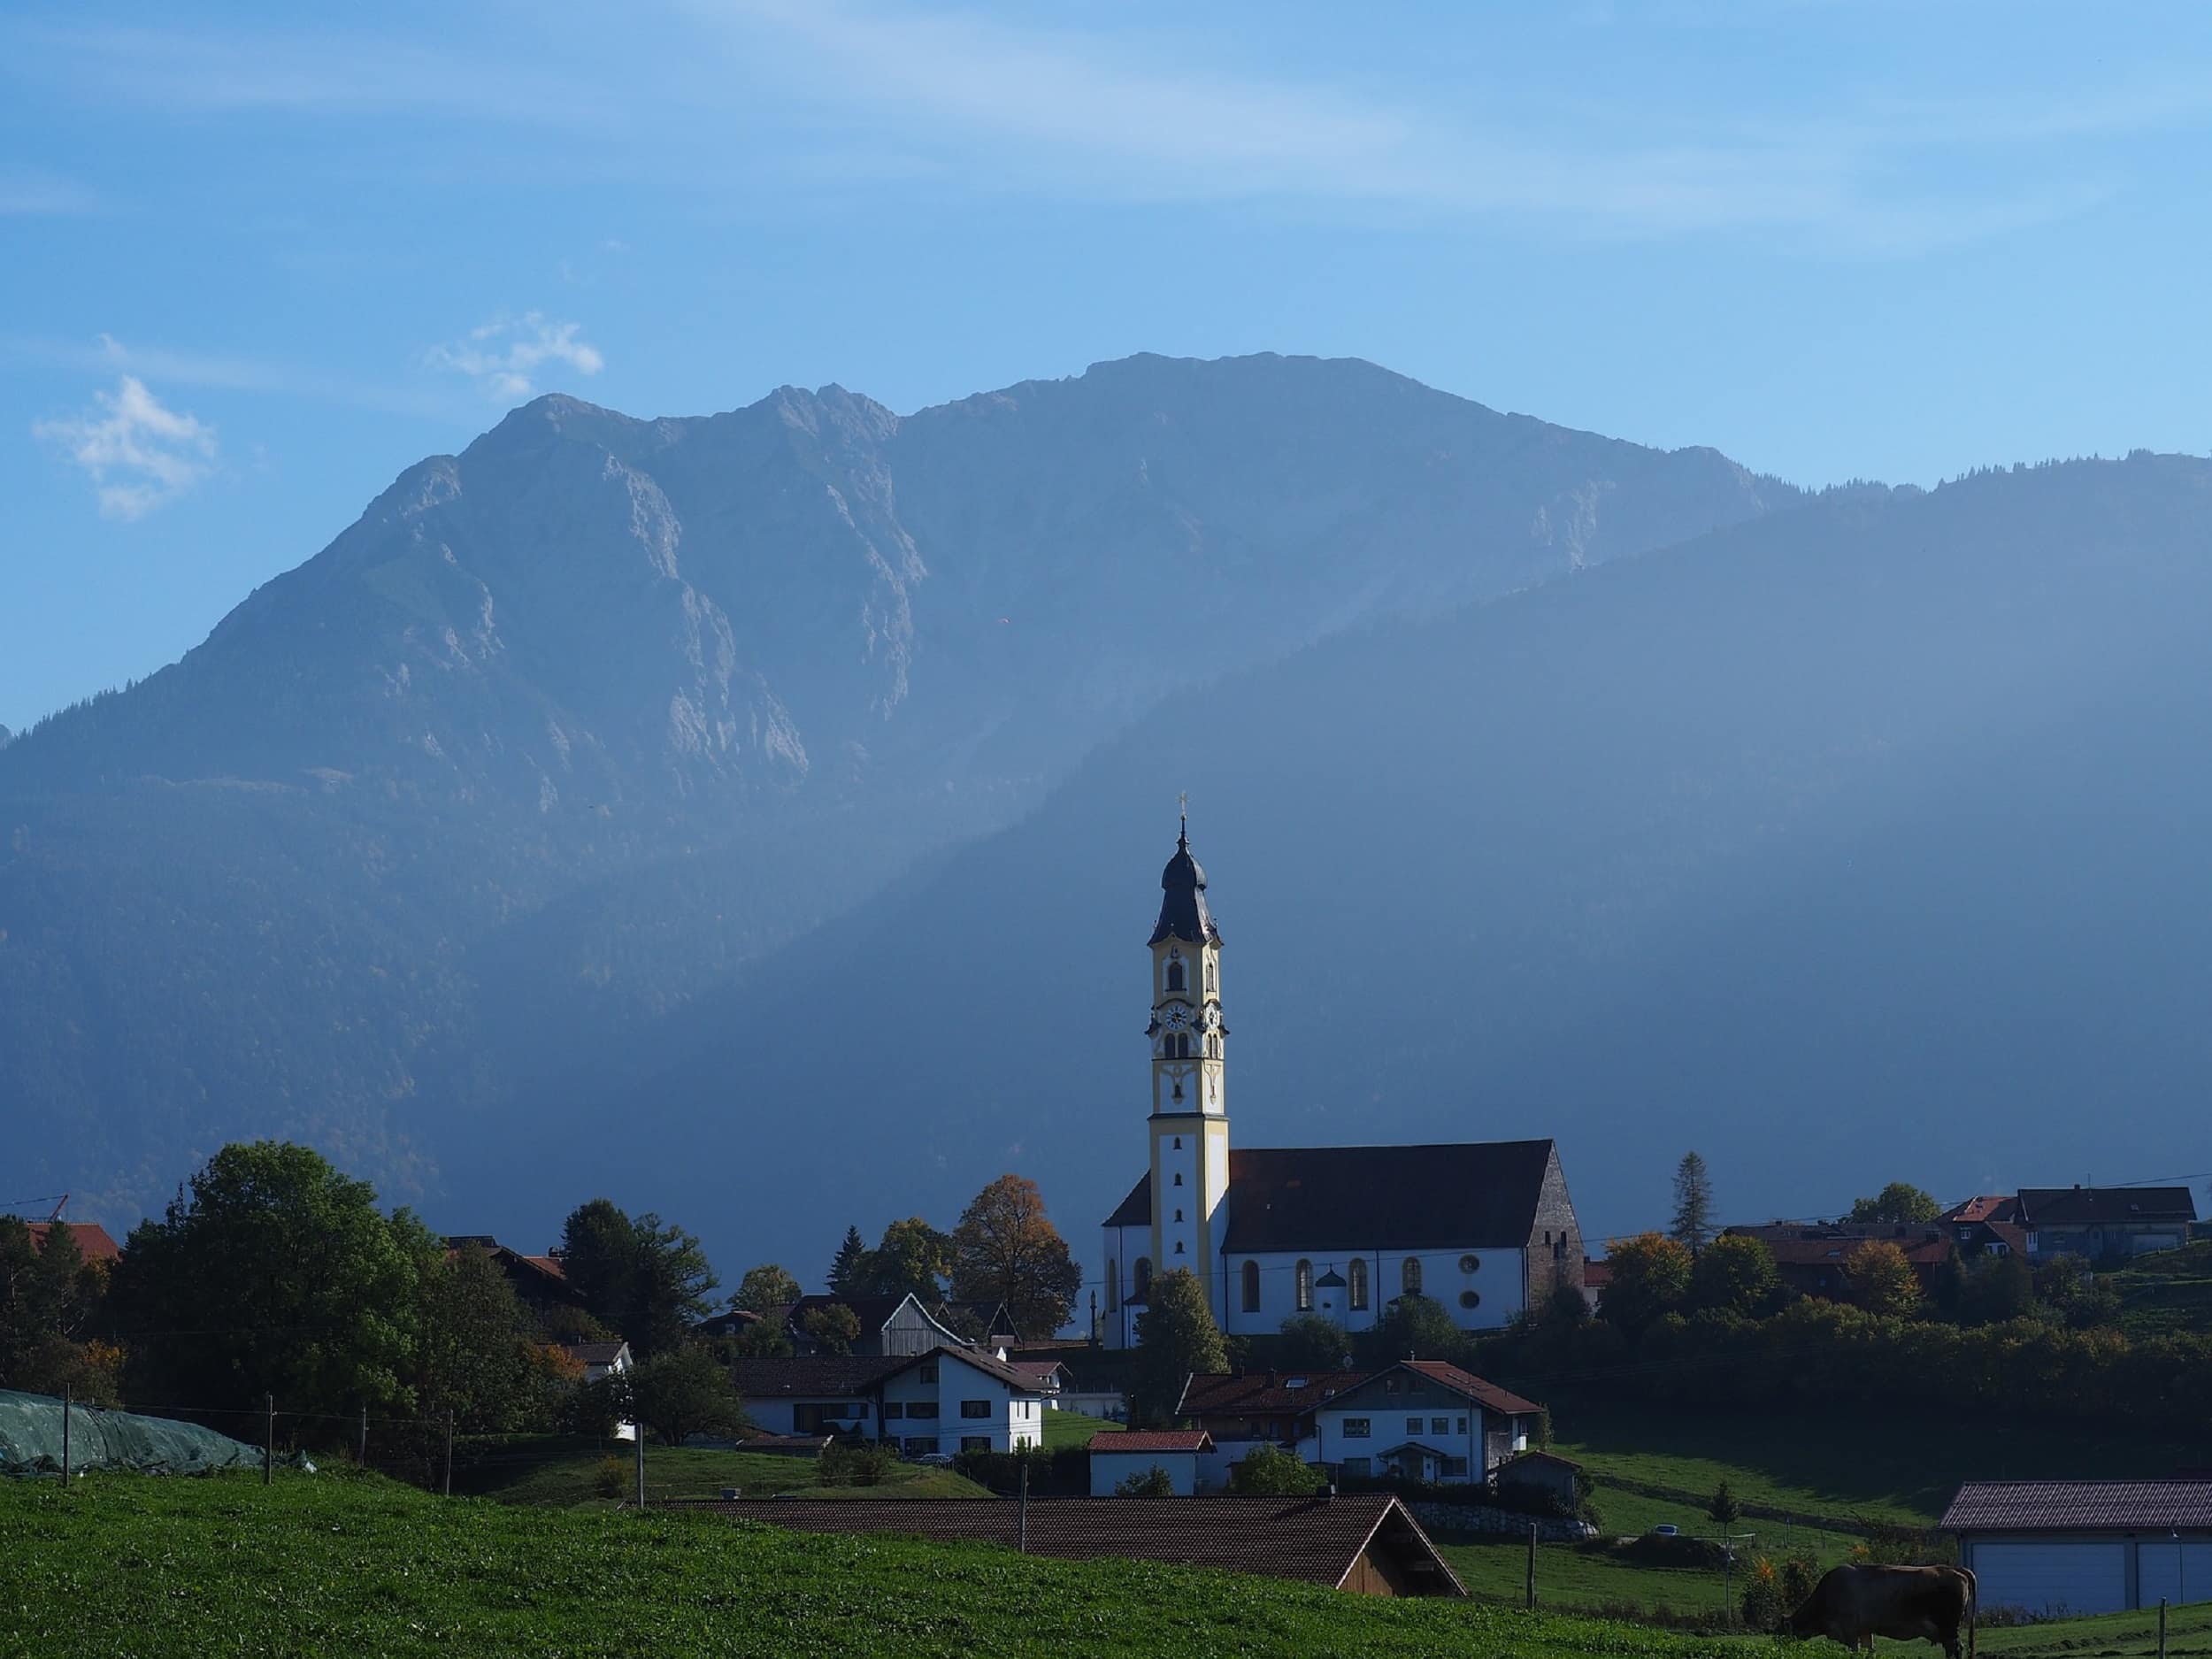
1944,1481 -> 2212,1617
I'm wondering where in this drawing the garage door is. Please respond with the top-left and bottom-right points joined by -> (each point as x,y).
2138,1542 -> 2212,1608
1971,1542 -> 2127,1617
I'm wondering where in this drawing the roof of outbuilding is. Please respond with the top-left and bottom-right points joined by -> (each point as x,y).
1090,1431 -> 1212,1455
1107,1141 -> 1563,1249
679,1494 -> 1464,1594
1943,1481 -> 2212,1532
2016,1187 -> 2198,1226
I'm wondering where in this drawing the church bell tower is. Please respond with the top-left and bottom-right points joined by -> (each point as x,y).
1147,807 -> 1229,1318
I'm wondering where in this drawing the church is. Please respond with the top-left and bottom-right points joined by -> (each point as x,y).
1101,820 -> 1586,1349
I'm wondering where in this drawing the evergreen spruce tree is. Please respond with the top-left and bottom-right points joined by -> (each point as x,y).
827,1225 -> 870,1296
1671,1151 -> 1717,1254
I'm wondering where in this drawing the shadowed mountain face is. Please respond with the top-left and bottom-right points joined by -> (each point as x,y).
0,354 -> 1787,1231
544,453 -> 2212,1263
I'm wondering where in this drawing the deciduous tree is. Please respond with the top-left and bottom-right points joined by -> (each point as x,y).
111,1141 -> 429,1425
1129,1268 -> 1226,1426
1356,1294 -> 1463,1365
732,1264 -> 802,1316
1847,1183 -> 1940,1225
802,1304 -> 862,1355
414,1242 -> 555,1434
863,1217 -> 954,1303
1113,1464 -> 1178,1497
1596,1233 -> 1693,1332
1226,1441 -> 1325,1495
949,1175 -> 1083,1339
1277,1312 -> 1352,1370
626,1344 -> 749,1447
1844,1240 -> 1922,1317
1688,1233 -> 1779,1316
556,1199 -> 718,1358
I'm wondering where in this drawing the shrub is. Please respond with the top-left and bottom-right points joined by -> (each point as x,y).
1112,1465 -> 1176,1497
593,1455 -> 626,1500
1226,1442 -> 1325,1496
1740,1555 -> 1784,1629
818,1440 -> 897,1486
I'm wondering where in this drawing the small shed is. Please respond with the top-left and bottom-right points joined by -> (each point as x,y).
1089,1430 -> 1213,1496
1944,1480 -> 2212,1615
1495,1448 -> 1582,1509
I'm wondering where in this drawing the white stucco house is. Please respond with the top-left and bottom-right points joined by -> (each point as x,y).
731,1344 -> 1045,1455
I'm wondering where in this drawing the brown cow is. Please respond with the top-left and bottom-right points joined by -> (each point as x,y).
1785,1564 -> 1978,1658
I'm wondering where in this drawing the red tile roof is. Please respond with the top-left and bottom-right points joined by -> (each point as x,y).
1943,1481 -> 2212,1532
679,1494 -> 1465,1594
1179,1370 -> 1376,1418
1942,1195 -> 2019,1225
1580,1260 -> 1612,1288
1090,1432 -> 1212,1455
1398,1360 -> 1543,1417
26,1221 -> 120,1262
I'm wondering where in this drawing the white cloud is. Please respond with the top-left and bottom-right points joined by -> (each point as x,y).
427,313 -> 605,402
0,164 -> 96,215
33,375 -> 219,519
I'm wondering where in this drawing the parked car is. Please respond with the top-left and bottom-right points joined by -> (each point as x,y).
1651,1524 -> 1679,1537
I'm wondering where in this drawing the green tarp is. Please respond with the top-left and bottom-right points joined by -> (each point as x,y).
0,1389 -> 267,1476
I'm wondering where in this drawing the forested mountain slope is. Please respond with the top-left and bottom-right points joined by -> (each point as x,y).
0,353 -> 1786,1226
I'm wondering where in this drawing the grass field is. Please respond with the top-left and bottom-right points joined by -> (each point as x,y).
1041,1410 -> 1122,1449
1979,1599 -> 2212,1659
2110,1240 -> 2212,1339
455,1437 -> 990,1507
1547,1398 -> 2203,1528
1424,1397 -> 2204,1623
0,1472 -> 1756,1658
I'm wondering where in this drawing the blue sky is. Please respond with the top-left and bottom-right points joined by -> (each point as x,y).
5,1 -> 2211,733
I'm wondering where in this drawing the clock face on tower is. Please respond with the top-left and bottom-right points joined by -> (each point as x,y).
1162,1004 -> 1191,1030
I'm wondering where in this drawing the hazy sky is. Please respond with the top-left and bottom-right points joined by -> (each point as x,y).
6,1 -> 2211,733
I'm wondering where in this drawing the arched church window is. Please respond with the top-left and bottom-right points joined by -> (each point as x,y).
1165,951 -> 1186,993
1348,1258 -> 1370,1311
1174,1240 -> 1185,1255
1402,1257 -> 1423,1296
1133,1258 -> 1152,1299
1241,1259 -> 1261,1312
1173,1209 -> 1184,1223
1172,1136 -> 1182,1149
1295,1259 -> 1314,1312
1172,1171 -> 1183,1187
1105,1259 -> 1118,1313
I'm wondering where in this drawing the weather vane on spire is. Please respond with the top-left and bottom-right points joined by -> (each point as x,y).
1179,790 -> 1188,839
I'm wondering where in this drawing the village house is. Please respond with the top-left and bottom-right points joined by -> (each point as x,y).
1175,1361 -> 1541,1489
1087,1430 -> 1213,1496
680,1494 -> 1465,1596
1494,1449 -> 1584,1512
1302,1360 -> 1540,1486
2014,1187 -> 2198,1263
1102,822 -> 1585,1348
730,1344 -> 1045,1455
1719,1222 -> 1954,1299
442,1235 -> 587,1320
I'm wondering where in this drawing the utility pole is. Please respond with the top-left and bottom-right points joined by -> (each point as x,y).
634,1423 -> 646,1509
2158,1598 -> 2169,1659
1018,1460 -> 1029,1555
443,1410 -> 454,1498
60,1385 -> 71,1485
263,1394 -> 274,1486
1525,1522 -> 1537,1609
358,1403 -> 368,1469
